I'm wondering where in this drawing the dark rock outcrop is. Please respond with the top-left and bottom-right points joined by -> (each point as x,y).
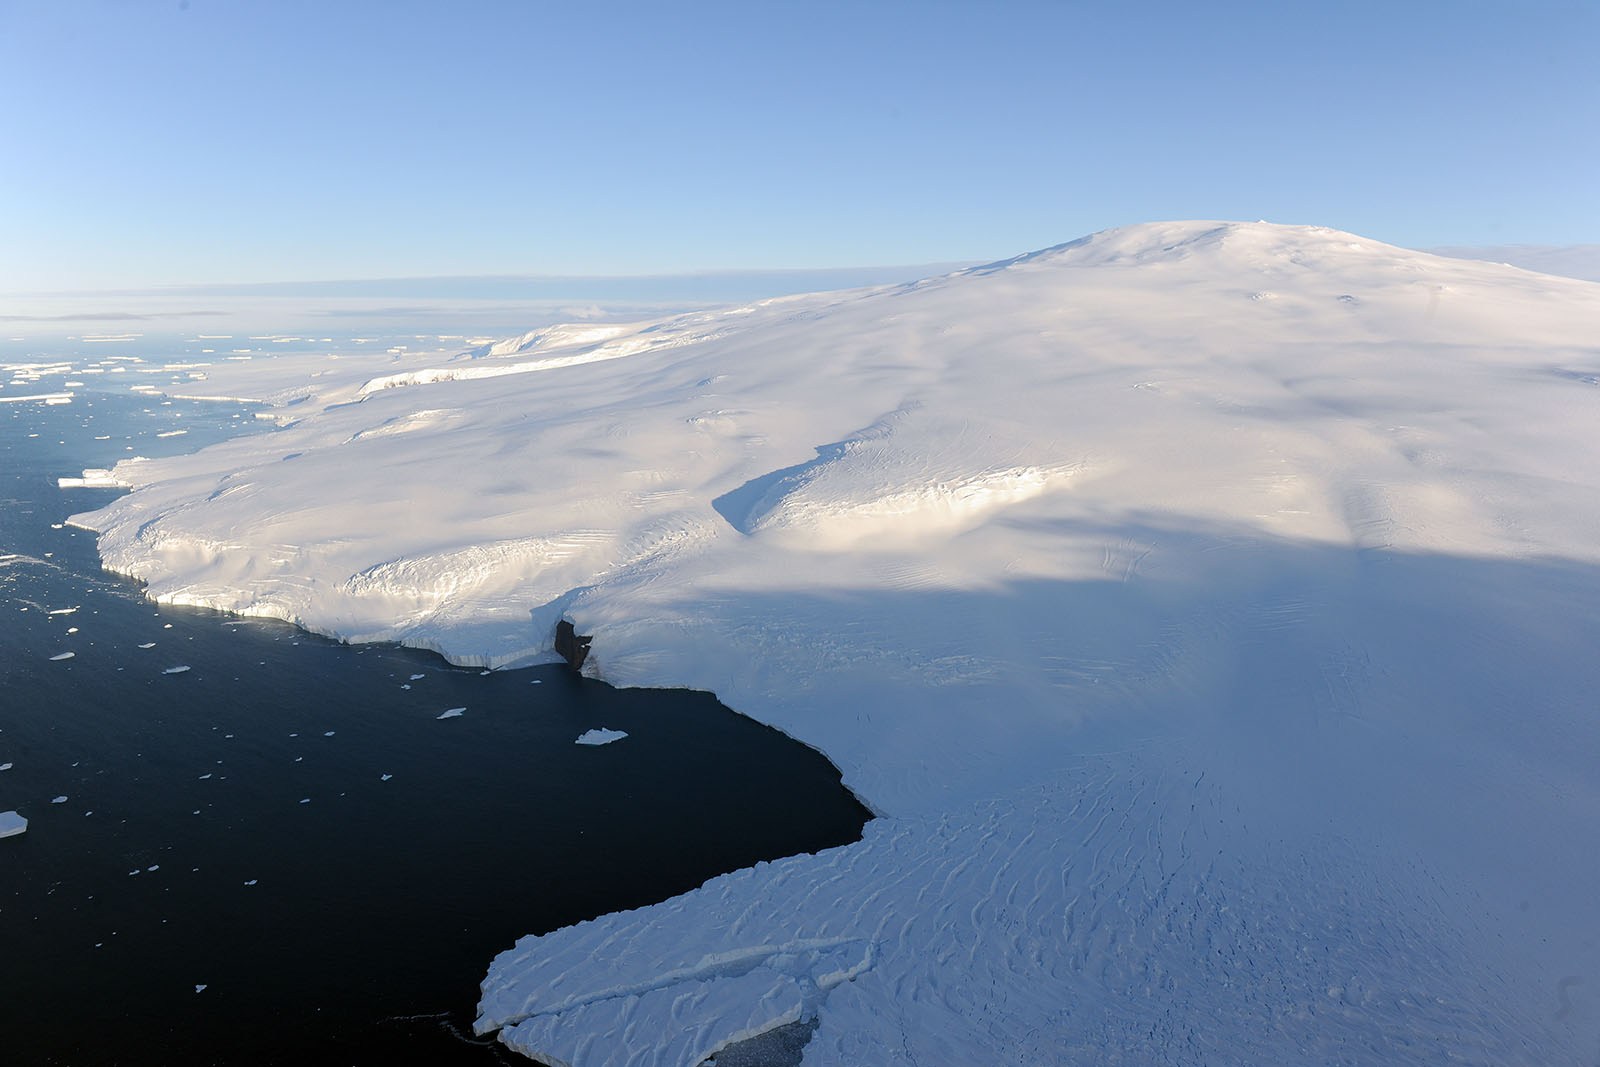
554,620 -> 593,672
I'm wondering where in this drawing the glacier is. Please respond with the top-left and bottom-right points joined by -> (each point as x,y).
68,221 -> 1600,1064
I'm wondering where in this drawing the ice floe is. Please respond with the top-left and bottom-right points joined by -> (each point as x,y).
574,728 -> 628,746
57,468 -> 131,489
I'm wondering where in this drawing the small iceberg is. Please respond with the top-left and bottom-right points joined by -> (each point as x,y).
575,728 -> 628,746
163,665 -> 191,674
50,651 -> 75,661
436,707 -> 466,720
58,469 -> 130,489
0,811 -> 27,838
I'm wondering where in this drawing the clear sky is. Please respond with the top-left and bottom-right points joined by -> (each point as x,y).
2,0 -> 1596,291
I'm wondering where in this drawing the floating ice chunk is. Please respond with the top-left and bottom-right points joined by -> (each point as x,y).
0,763 -> 12,771
156,430 -> 188,438
0,392 -> 73,404
199,773 -> 212,780
137,642 -> 156,649
66,627 -> 78,634
195,984 -> 207,993
323,730 -> 334,737
0,811 -> 26,838
408,673 -> 425,680
163,665 -> 190,674
380,774 -> 392,781
299,798 -> 310,804
51,795 -> 68,804
400,684 -> 411,690
436,707 -> 465,719
50,651 -> 75,661
147,865 -> 159,872
243,879 -> 257,886
575,727 -> 628,746
58,469 -> 129,488
48,606 -> 78,615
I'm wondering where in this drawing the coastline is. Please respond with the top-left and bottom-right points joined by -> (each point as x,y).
53,224 -> 1600,1062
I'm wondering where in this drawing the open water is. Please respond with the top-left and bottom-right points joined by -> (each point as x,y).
0,344 -> 869,1065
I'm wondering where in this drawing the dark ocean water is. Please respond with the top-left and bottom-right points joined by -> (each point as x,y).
0,361 -> 868,1065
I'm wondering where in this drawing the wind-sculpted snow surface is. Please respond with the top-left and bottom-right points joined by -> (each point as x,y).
480,749 -> 1542,1066
70,222 -> 1600,1063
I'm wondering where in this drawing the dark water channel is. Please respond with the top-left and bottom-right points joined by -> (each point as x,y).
0,384 -> 870,1065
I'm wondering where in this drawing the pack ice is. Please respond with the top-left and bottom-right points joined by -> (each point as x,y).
70,222 -> 1600,1064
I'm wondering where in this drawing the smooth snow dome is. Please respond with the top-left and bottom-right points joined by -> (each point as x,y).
70,222 -> 1600,1064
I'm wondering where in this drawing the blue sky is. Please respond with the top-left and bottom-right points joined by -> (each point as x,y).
2,0 -> 1596,291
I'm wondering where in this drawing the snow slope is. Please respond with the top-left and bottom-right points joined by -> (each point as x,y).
71,222 -> 1600,1064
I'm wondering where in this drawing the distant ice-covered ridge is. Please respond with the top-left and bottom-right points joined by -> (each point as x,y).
69,220 -> 1600,1063
1429,241 -> 1600,283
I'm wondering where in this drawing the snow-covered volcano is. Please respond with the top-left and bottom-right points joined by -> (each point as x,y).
73,222 -> 1600,1064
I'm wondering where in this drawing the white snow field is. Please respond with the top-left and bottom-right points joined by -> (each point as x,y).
70,222 -> 1600,1064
